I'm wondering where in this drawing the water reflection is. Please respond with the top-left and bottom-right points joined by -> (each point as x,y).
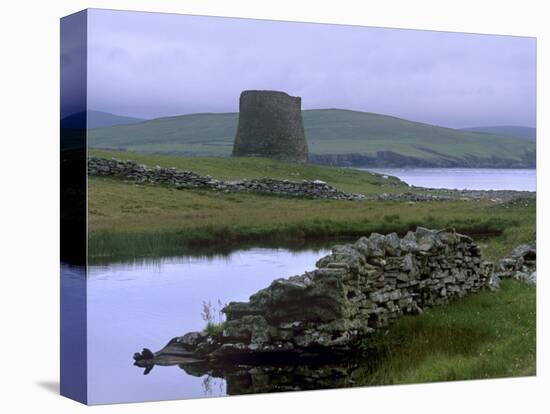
87,246 -> 331,404
201,375 -> 225,397
177,354 -> 379,395
88,237 -> 355,267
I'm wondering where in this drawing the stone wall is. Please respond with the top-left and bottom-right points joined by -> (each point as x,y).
495,241 -> 536,286
232,90 -> 309,163
134,228 -> 498,369
88,156 -> 532,203
88,156 -> 366,200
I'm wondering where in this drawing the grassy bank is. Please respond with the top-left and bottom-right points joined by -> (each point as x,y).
362,279 -> 536,383
87,150 -> 535,262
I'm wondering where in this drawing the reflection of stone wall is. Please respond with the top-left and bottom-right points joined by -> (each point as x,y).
232,90 -> 308,163
181,357 -> 372,395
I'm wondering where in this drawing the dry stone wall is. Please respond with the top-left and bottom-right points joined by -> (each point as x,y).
89,156 -> 527,203
88,156 -> 366,200
134,228 -> 497,369
495,241 -> 536,286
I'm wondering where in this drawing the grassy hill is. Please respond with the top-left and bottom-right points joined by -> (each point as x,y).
88,109 -> 536,167
62,110 -> 145,129
460,125 -> 536,140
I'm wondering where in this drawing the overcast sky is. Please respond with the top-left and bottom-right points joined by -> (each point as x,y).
86,9 -> 536,128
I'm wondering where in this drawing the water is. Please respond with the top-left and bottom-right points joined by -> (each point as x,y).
356,168 -> 536,191
83,247 -> 330,404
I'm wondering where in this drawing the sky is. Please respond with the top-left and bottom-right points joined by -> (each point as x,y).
85,9 -> 536,129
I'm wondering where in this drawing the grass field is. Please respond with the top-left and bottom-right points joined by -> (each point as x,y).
88,109 -> 535,165
362,279 -> 536,383
89,149 -> 407,195
88,150 -> 535,262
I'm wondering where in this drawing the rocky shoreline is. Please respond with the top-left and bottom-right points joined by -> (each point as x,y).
133,228 -> 535,374
309,150 -> 536,169
377,188 -> 535,203
407,187 -> 535,202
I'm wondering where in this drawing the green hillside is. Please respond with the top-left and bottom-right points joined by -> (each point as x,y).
87,110 -> 145,128
88,109 -> 536,167
460,125 -> 536,140
89,112 -> 237,155
61,110 -> 145,129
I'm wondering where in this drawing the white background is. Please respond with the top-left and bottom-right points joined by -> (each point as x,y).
0,0 -> 548,412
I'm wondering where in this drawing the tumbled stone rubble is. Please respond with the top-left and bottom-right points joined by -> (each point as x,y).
377,192 -> 453,202
494,241 -> 536,286
88,156 -> 366,200
134,228 -> 499,369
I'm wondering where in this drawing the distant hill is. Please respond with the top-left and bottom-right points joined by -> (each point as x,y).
88,109 -> 536,168
460,126 -> 536,140
61,110 -> 145,129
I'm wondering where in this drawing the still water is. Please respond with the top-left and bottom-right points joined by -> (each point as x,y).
83,247 -> 330,404
356,168 -> 536,191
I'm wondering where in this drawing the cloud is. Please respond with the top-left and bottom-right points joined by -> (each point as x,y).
87,9 -> 536,128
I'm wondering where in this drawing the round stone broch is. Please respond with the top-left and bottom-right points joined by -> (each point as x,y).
232,90 -> 309,163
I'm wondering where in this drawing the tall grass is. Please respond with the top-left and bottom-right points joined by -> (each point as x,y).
360,279 -> 536,384
88,214 -> 523,263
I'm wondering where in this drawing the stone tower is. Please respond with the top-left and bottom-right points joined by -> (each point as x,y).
232,90 -> 309,163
